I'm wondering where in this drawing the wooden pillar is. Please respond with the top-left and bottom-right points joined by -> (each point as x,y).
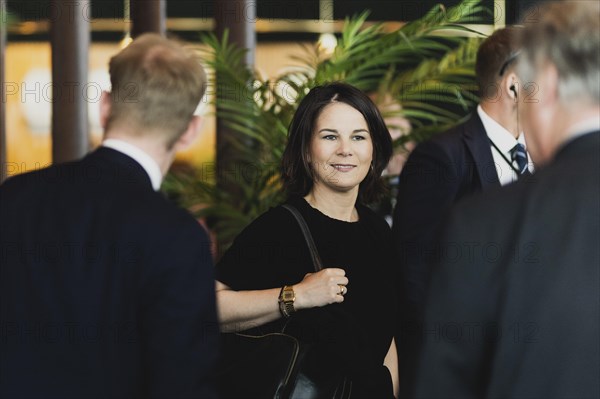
214,0 -> 256,198
50,0 -> 90,164
0,0 -> 7,182
216,0 -> 256,66
131,0 -> 166,38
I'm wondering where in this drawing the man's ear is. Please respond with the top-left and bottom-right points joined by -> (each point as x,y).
99,91 -> 112,129
173,116 -> 202,151
504,73 -> 519,102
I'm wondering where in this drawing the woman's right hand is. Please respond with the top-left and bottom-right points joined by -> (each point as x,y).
294,268 -> 349,310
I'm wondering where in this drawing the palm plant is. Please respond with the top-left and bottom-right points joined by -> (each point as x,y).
1,4 -> 17,26
164,0 -> 489,251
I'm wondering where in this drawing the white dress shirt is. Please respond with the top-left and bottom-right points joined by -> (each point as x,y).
102,139 -> 163,191
477,105 -> 533,186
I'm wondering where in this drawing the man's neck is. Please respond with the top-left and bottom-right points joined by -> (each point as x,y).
103,131 -> 173,177
557,107 -> 600,145
480,101 -> 519,139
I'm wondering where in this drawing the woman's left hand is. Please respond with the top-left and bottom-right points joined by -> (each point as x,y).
293,268 -> 349,310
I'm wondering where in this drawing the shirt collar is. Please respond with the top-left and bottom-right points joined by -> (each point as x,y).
477,105 -> 524,153
102,139 -> 163,191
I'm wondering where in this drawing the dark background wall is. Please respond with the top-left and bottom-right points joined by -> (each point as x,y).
6,0 -> 547,42
8,0 -> 496,21
505,0 -> 547,24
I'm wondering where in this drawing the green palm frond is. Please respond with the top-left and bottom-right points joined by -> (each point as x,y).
1,6 -> 17,27
383,36 -> 482,136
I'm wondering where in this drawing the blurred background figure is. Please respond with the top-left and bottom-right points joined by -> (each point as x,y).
0,34 -> 218,398
391,25 -> 529,396
413,2 -> 599,398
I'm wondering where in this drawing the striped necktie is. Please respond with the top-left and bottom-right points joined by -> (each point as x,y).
511,143 -> 529,176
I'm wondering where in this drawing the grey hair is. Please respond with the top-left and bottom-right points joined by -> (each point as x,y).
517,1 -> 600,106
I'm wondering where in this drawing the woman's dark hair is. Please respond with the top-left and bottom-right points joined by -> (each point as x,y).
281,82 -> 393,203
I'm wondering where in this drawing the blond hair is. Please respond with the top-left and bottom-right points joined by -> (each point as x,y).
107,34 -> 207,147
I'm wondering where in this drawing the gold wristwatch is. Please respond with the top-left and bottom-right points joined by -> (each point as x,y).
278,285 -> 296,318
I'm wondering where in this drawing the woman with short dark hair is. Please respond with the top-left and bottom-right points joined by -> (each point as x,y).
281,83 -> 393,203
216,82 -> 398,398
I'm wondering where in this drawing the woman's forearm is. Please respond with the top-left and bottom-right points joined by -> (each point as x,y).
215,269 -> 348,332
216,284 -> 283,332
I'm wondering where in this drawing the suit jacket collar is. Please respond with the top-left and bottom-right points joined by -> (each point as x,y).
102,139 -> 162,191
462,111 -> 501,188
83,147 -> 154,191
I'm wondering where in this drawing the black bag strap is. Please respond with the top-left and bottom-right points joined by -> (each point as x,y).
281,204 -> 323,272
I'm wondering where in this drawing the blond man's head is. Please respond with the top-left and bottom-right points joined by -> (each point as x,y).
106,34 -> 207,148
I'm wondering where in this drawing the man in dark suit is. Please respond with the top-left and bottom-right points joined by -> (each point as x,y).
392,26 -> 532,394
413,2 -> 600,398
0,34 -> 218,398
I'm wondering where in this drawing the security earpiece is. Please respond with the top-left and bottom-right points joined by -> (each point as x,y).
510,84 -> 518,99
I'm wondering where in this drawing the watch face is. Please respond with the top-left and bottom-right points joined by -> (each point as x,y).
283,288 -> 295,302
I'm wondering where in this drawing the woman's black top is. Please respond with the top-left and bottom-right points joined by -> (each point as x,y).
216,196 -> 398,398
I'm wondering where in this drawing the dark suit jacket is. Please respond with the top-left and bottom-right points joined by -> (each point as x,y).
393,112 -> 500,307
0,148 -> 218,398
413,131 -> 600,399
392,113 -> 500,396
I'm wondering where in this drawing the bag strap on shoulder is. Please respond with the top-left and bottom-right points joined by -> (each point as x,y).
281,204 -> 323,272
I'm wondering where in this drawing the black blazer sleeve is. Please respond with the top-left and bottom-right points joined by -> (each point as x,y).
412,207 -> 498,399
140,219 -> 218,399
392,138 -> 463,305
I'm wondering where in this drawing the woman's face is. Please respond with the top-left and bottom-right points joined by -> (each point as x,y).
308,102 -> 374,196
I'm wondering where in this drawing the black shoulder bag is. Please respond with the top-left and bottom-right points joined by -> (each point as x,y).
217,204 -> 353,399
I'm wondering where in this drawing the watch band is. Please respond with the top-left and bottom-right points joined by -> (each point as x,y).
278,288 -> 289,318
278,285 -> 296,318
